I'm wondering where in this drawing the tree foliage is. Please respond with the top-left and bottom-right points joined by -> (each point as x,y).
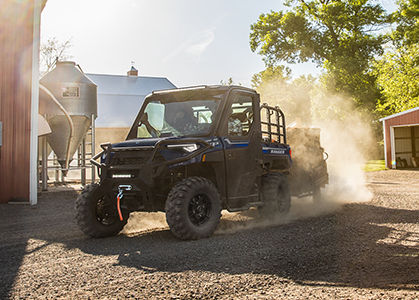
251,65 -> 291,89
373,0 -> 419,117
249,0 -> 389,107
391,0 -> 419,46
374,43 -> 419,116
219,77 -> 242,86
40,37 -> 73,75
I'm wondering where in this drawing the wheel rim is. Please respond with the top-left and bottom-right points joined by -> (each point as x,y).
95,196 -> 118,226
188,194 -> 211,226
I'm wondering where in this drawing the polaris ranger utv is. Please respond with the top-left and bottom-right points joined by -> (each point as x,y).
75,85 -> 326,240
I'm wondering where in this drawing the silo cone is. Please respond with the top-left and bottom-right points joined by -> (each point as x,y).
39,61 -> 97,173
46,115 -> 92,169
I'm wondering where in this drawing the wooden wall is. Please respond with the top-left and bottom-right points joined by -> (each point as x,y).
0,1 -> 35,203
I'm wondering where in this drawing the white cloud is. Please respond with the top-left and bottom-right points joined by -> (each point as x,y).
185,29 -> 215,56
163,27 -> 215,62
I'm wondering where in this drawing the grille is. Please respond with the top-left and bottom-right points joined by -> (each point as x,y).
109,150 -> 165,166
110,150 -> 152,166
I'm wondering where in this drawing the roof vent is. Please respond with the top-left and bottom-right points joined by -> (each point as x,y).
127,66 -> 138,77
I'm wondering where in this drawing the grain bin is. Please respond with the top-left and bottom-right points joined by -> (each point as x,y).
39,61 -> 97,172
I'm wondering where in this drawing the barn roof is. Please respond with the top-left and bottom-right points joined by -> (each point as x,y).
379,107 -> 419,122
85,73 -> 176,96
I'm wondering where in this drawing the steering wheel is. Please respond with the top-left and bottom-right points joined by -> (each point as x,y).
243,107 -> 254,124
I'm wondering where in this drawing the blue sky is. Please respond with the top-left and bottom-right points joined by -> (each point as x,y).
41,0 -> 397,87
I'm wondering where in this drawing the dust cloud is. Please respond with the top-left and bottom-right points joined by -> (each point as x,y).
300,84 -> 373,205
216,79 -> 375,235
259,77 -> 373,204
122,212 -> 168,235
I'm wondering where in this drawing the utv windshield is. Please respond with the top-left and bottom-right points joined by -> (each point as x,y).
134,94 -> 223,138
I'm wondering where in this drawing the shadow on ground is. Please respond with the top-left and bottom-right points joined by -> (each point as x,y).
0,188 -> 418,298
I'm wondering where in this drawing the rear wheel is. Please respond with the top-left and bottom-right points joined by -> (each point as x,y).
313,186 -> 322,203
75,183 -> 127,238
259,173 -> 291,217
165,177 -> 221,240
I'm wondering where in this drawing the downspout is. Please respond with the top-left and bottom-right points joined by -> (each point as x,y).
29,0 -> 42,206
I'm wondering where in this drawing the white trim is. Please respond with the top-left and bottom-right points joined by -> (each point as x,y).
167,144 -> 197,149
388,123 -> 419,128
29,0 -> 42,206
224,138 -> 249,145
383,121 -> 387,168
379,107 -> 419,121
390,126 -> 396,169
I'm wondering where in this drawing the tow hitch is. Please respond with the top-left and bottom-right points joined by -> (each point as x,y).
116,185 -> 132,221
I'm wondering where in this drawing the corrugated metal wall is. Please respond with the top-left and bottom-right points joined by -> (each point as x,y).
0,1 -> 35,203
384,109 -> 419,168
394,127 -> 412,164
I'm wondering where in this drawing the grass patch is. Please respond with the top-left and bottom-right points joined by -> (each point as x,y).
364,160 -> 387,172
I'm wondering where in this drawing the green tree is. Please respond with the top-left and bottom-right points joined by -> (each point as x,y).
220,77 -> 242,86
250,0 -> 389,108
251,65 -> 291,89
391,0 -> 419,46
374,0 -> 419,116
374,43 -> 419,116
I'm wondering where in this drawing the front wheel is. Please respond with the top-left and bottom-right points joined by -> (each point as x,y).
75,183 -> 127,238
165,177 -> 222,240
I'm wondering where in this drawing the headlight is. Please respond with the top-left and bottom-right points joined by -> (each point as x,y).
112,174 -> 133,178
167,143 -> 199,153
182,144 -> 198,152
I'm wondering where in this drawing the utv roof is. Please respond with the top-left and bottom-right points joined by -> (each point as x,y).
152,85 -> 256,95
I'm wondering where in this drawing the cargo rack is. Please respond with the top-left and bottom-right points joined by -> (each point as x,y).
261,103 -> 286,144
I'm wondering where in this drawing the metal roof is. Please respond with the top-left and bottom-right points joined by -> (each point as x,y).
85,73 -> 176,96
85,73 -> 176,127
379,107 -> 419,121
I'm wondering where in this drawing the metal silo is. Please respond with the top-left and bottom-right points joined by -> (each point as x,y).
39,61 -> 97,172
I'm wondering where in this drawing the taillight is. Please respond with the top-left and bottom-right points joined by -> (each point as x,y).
289,148 -> 292,158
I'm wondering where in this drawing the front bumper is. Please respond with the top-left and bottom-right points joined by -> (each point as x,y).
91,138 -> 213,189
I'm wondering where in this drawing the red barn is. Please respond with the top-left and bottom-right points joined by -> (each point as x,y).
0,0 -> 46,204
380,107 -> 419,169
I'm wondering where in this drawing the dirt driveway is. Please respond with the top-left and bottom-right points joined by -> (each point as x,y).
0,170 -> 418,299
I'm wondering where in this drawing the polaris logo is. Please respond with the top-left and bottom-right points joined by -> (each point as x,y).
270,149 -> 285,154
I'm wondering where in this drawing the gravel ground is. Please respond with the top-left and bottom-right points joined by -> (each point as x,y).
0,170 -> 418,299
